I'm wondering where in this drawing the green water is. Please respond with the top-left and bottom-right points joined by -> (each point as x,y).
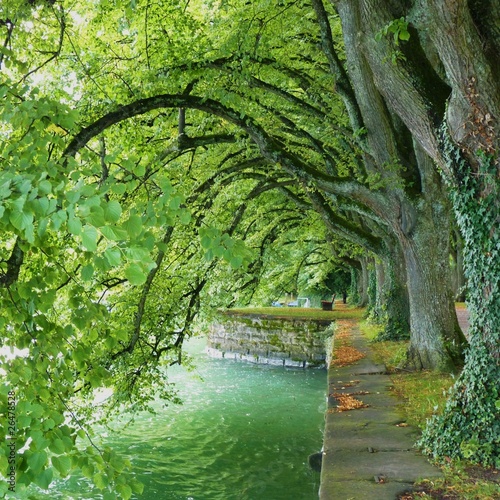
52,338 -> 327,499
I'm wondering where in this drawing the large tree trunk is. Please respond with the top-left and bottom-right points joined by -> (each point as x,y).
329,0 -> 465,370
397,196 -> 466,370
357,256 -> 370,307
378,241 -> 411,340
330,0 -> 499,464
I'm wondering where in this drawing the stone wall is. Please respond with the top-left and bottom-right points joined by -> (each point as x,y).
207,313 -> 332,368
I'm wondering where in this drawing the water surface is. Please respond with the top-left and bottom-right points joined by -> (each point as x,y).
51,337 -> 326,499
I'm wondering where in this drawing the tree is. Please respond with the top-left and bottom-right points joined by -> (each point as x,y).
329,0 -> 499,467
1,0 -> 497,493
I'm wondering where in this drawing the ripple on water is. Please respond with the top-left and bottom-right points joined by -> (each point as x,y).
44,341 -> 326,500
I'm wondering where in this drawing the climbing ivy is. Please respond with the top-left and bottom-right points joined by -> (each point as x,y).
349,268 -> 360,305
418,134 -> 500,466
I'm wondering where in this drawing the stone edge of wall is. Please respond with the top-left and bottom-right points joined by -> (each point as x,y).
207,312 -> 335,370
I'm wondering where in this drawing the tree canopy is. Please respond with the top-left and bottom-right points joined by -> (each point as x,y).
0,0 -> 498,496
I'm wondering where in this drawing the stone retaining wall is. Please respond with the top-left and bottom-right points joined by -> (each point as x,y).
207,313 -> 332,368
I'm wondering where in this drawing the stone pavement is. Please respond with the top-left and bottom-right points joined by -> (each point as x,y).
319,325 -> 442,500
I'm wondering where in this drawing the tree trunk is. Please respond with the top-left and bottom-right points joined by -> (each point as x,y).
378,242 -> 411,340
357,257 -> 370,307
329,0 -> 498,463
331,0 -> 465,370
371,257 -> 384,321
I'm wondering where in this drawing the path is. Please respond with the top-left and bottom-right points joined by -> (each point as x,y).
456,306 -> 470,337
319,323 -> 442,499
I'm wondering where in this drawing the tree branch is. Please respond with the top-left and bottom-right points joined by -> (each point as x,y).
0,238 -> 24,287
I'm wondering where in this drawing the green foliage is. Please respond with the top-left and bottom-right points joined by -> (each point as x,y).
375,17 -> 410,64
1,0 -> 495,491
375,17 -> 410,46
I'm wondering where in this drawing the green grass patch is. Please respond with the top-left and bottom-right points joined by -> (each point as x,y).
360,321 -> 408,370
360,320 -> 454,428
390,371 -> 455,430
360,320 -> 499,498
226,306 -> 365,321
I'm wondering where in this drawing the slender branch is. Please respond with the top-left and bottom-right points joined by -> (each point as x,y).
18,5 -> 66,83
0,238 -> 24,287
0,18 -> 15,70
310,0 -> 365,134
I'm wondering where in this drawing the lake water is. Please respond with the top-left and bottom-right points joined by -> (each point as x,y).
47,337 -> 327,499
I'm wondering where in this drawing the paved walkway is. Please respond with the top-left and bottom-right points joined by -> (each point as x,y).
319,324 -> 442,499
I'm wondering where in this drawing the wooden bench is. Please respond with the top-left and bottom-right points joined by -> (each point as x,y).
321,294 -> 336,311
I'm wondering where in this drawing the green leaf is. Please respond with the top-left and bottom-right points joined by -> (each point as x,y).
88,205 -> 106,227
10,210 -> 33,231
399,30 -> 410,41
51,209 -> 68,230
200,235 -> 212,249
124,263 -> 147,285
33,467 -> 53,489
104,200 -> 122,223
93,472 -> 108,490
82,464 -> 94,478
38,180 -> 52,195
65,189 -> 81,204
111,183 -> 127,195
125,246 -> 149,261
81,264 -> 94,281
169,195 -> 182,210
81,225 -> 98,252
52,455 -> 71,477
18,415 -> 32,428
27,450 -> 48,473
116,484 -> 133,500
68,215 -> 83,235
101,225 -> 129,241
179,209 -> 191,225
122,214 -> 142,238
104,247 -> 122,267
130,479 -> 144,495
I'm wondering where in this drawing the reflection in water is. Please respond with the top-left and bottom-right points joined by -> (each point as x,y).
50,337 -> 326,499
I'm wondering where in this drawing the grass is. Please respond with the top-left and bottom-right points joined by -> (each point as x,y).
227,303 -> 365,321
359,321 -> 500,499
